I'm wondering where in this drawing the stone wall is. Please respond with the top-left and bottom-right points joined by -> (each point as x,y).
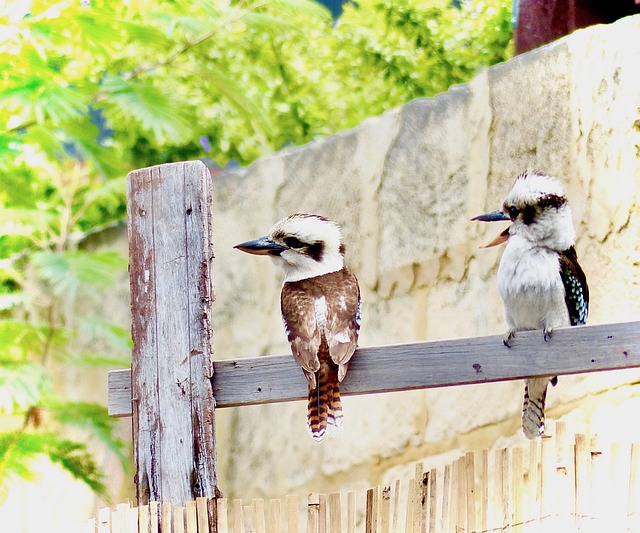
210,15 -> 640,501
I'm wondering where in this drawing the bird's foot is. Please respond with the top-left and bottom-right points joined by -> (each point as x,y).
543,327 -> 554,342
503,329 -> 517,348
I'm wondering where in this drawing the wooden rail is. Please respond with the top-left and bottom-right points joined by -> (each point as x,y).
109,320 -> 640,417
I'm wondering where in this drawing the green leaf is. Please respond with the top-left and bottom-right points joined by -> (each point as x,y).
30,250 -> 127,301
0,320 -> 51,360
205,65 -> 274,137
47,400 -> 129,470
0,363 -> 50,415
0,432 -> 107,500
78,316 -> 132,357
0,207 -> 54,239
69,353 -> 132,369
0,293 -> 29,311
100,75 -> 191,144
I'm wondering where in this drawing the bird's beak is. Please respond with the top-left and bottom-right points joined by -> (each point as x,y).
471,210 -> 511,248
234,236 -> 288,256
471,210 -> 510,222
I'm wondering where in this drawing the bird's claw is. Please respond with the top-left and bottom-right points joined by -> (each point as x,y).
503,329 -> 516,348
543,327 -> 553,342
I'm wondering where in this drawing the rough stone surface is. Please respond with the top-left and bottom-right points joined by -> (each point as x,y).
211,16 -> 640,501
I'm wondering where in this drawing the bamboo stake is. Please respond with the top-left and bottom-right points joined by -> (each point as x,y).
139,505 -> 150,533
152,501 -> 161,533
269,499 -> 282,533
442,463 -> 452,533
420,471 -> 429,533
318,494 -> 327,533
539,436 -> 554,529
554,423 -> 573,531
366,487 -> 379,533
186,500 -> 198,533
411,463 -> 424,533
496,448 -> 510,531
162,502 -> 173,533
243,505 -> 254,533
573,434 -> 589,532
347,492 -> 356,533
328,492 -> 342,533
413,470 -> 428,533
286,495 -> 299,533
463,452 -> 476,533
480,450 -> 488,533
97,507 -> 110,533
511,447 -> 523,533
392,480 -> 401,533
589,435 -> 606,532
217,500 -> 228,533
307,493 -> 320,533
526,439 -> 540,533
380,485 -> 391,533
427,470 -> 436,533
253,498 -> 266,533
174,506 -> 186,533
232,500 -> 244,533
405,477 -> 414,533
455,459 -> 465,531
129,507 -> 140,533
628,443 -> 640,531
115,502 -> 132,533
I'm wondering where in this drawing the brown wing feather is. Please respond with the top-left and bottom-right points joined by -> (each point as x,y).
281,284 -> 321,385
325,269 -> 360,371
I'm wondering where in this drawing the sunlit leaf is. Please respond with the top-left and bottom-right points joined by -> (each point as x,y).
78,316 -> 132,356
100,75 -> 191,144
0,363 -> 50,415
0,320 -> 51,360
30,250 -> 127,301
0,432 -> 107,500
47,400 -> 128,469
0,207 -> 53,239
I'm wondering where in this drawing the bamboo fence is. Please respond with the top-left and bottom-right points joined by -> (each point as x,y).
88,422 -> 640,533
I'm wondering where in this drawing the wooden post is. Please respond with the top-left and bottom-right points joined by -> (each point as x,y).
127,161 -> 218,527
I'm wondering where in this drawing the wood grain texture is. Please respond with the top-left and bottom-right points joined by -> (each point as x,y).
110,320 -> 640,416
127,161 -> 218,509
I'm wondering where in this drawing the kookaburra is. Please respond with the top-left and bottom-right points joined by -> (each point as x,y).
234,214 -> 361,442
473,172 -> 589,439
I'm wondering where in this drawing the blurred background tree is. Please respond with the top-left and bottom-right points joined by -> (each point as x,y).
0,0 -> 512,500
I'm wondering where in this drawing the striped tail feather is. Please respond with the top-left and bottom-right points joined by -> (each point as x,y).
307,364 -> 342,442
521,377 -> 551,439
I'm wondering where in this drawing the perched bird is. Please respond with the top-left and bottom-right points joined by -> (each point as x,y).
234,214 -> 361,442
472,172 -> 589,439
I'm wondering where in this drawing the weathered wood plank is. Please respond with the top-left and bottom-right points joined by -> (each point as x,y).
109,321 -> 640,416
127,161 -> 218,510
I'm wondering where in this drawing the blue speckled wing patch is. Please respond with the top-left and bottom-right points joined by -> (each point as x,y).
559,246 -> 589,326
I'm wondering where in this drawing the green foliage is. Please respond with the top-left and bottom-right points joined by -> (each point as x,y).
0,0 -> 512,502
0,432 -> 106,499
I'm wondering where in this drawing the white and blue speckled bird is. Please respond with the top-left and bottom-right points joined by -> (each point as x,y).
473,172 -> 589,439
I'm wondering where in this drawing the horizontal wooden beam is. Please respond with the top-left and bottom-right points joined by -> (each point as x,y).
109,320 -> 640,417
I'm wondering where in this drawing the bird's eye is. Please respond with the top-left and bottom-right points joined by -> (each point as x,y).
284,236 -> 304,248
508,206 -> 519,219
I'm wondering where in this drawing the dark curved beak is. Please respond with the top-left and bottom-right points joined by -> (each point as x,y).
471,210 -> 510,222
234,236 -> 288,256
471,210 -> 511,248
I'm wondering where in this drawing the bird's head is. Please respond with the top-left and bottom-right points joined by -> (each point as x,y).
472,172 -> 576,251
234,213 -> 346,282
